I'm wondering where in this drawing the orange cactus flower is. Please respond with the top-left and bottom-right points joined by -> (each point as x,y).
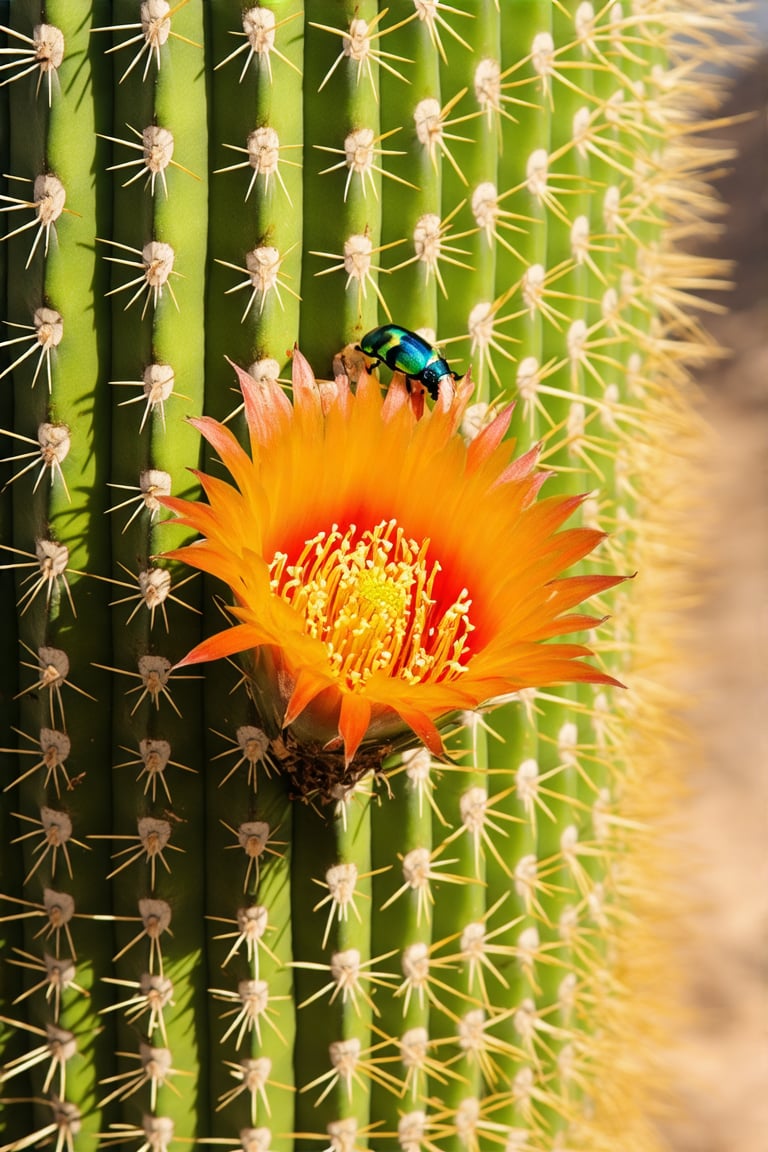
161,351 -> 623,770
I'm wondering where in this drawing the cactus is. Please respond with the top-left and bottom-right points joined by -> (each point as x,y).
0,3 -> 740,1151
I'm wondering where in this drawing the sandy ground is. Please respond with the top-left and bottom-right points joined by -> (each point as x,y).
657,60 -> 768,1152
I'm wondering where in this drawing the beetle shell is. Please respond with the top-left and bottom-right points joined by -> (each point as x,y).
357,324 -> 457,400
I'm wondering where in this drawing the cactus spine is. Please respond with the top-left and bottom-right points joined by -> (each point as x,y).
0,3 -> 738,1151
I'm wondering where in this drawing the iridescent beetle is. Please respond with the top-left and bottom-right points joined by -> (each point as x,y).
357,324 -> 460,400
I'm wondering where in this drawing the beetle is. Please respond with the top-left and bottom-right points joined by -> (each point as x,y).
356,324 -> 460,400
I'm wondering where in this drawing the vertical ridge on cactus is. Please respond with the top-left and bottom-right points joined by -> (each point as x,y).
0,3 -> 744,1150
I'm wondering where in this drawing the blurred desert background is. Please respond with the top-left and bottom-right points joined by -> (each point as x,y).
657,52 -> 767,1152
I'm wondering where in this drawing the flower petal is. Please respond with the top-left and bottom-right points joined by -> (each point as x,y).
173,623 -> 265,669
391,704 -> 445,757
467,404 -> 515,472
228,357 -> 292,453
338,694 -> 373,766
284,666 -> 333,728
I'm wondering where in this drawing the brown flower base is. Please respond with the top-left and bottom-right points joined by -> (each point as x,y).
272,730 -> 394,804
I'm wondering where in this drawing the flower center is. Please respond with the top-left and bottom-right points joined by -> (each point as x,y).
269,520 -> 474,691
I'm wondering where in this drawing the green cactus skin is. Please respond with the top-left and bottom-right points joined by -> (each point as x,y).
0,3 -> 741,1151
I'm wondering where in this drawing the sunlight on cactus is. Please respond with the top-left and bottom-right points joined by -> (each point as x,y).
0,3 -> 746,1151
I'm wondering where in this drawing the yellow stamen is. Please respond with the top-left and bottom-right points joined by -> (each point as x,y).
269,520 -> 474,691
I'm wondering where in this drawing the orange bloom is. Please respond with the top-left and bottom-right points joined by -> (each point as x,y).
162,351 -> 623,767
